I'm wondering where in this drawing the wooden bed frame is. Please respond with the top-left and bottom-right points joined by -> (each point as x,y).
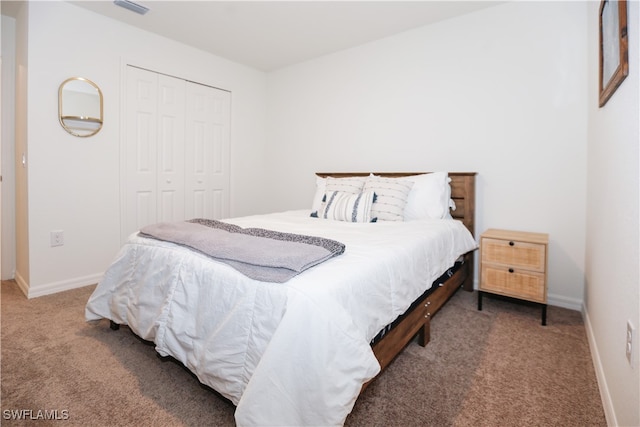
316,172 -> 477,385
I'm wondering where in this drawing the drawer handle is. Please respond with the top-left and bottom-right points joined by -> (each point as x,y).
508,268 -> 514,273
509,241 -> 515,246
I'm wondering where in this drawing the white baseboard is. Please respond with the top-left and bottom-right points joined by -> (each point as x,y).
583,305 -> 616,427
26,273 -> 102,299
547,293 -> 583,311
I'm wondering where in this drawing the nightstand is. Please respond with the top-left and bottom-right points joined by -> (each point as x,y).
477,229 -> 549,325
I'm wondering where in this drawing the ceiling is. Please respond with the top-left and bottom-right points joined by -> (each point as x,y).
65,1 -> 500,71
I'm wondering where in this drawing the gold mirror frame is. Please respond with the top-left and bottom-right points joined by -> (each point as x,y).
58,77 -> 103,137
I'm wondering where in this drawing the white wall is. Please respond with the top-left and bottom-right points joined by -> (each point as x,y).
19,1 -> 269,297
266,1 -> 588,309
585,0 -> 640,425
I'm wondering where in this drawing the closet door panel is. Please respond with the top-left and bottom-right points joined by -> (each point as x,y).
124,67 -> 158,241
156,74 -> 185,223
185,83 -> 230,219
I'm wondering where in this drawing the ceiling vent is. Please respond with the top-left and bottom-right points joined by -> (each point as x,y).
113,0 -> 149,15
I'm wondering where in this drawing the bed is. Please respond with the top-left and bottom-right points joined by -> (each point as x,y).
85,171 -> 477,426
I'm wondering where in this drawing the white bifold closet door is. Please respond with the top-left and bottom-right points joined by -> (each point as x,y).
123,66 -> 230,243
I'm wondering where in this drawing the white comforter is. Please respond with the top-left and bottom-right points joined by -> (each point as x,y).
85,210 -> 477,426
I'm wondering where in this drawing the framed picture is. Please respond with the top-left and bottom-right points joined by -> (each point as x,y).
599,0 -> 629,107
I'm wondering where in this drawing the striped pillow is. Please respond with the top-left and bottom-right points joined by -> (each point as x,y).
325,176 -> 366,194
321,190 -> 375,223
363,176 -> 413,221
311,176 -> 368,218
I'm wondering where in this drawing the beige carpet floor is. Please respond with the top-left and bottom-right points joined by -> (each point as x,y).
1,280 -> 606,426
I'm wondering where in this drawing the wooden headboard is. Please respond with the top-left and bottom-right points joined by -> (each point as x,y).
315,172 -> 477,237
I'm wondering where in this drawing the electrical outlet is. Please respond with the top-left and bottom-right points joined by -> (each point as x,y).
626,320 -> 635,366
50,230 -> 64,247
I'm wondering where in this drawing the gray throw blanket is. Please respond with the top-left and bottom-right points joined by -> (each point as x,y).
138,219 -> 346,283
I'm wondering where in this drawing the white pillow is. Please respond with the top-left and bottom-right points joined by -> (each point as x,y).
321,190 -> 375,223
311,176 -> 326,213
403,172 -> 453,220
363,176 -> 413,221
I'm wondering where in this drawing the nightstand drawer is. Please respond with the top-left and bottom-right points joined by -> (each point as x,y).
481,238 -> 546,272
480,264 -> 546,303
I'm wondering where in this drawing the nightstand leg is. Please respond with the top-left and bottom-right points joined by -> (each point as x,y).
541,304 -> 547,326
478,291 -> 483,311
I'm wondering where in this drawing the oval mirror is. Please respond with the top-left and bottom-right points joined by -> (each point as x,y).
58,77 -> 103,137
